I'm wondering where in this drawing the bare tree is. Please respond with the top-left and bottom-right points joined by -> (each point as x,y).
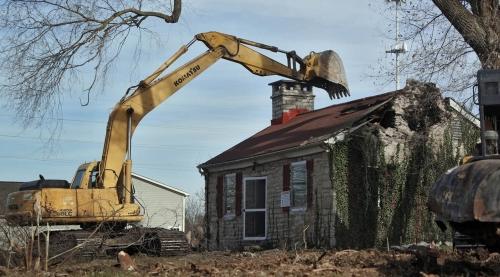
185,188 -> 205,249
0,0 -> 181,126
378,0 -> 499,96
434,0 -> 500,68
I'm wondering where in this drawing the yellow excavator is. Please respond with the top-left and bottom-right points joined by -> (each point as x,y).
5,31 -> 349,257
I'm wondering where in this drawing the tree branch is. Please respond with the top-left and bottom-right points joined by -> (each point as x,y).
432,0 -> 489,59
0,0 -> 182,127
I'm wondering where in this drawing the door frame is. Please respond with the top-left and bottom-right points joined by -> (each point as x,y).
242,176 -> 267,240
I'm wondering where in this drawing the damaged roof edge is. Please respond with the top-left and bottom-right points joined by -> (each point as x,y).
445,98 -> 480,127
198,96 -> 397,173
198,117 -> 387,174
197,141 -> 327,173
198,127 -> 361,174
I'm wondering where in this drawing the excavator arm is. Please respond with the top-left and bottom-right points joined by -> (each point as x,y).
99,45 -> 226,189
98,31 -> 349,191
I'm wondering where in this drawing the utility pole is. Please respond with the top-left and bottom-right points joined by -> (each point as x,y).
385,0 -> 406,90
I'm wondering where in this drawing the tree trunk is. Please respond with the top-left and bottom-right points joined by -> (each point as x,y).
432,0 -> 500,69
481,51 -> 500,69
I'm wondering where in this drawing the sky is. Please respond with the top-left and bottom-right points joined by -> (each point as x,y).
0,0 -> 396,195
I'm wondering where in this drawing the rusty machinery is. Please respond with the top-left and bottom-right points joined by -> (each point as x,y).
428,69 -> 500,249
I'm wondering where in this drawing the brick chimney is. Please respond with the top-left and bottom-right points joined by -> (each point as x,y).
270,80 -> 315,125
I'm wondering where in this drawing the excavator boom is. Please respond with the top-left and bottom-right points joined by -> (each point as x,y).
99,31 -> 349,189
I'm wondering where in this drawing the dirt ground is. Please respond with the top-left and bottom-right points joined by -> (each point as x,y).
2,248 -> 500,276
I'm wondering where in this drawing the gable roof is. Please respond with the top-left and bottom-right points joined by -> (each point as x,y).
131,173 -> 189,197
200,91 -> 399,167
445,97 -> 480,127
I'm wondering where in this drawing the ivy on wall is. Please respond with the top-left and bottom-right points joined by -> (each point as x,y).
331,116 -> 479,249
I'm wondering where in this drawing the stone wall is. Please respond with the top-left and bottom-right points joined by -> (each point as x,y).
205,151 -> 334,250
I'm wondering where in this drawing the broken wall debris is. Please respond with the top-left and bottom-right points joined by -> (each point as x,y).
333,80 -> 479,248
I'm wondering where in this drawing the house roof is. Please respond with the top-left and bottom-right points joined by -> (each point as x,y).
200,91 -> 399,167
131,173 -> 189,197
445,97 -> 480,127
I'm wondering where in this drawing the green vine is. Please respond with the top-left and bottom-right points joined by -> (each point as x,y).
332,115 -> 479,248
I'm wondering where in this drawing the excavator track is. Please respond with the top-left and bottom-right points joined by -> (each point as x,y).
141,228 -> 190,256
156,229 -> 191,256
38,227 -> 189,263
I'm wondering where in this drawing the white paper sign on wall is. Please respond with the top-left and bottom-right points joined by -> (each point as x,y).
281,191 -> 290,208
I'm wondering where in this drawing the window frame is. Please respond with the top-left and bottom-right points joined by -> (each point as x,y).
243,176 -> 267,240
290,160 -> 307,211
70,169 -> 86,189
223,173 -> 236,219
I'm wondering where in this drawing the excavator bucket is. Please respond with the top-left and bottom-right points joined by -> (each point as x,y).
304,50 -> 349,99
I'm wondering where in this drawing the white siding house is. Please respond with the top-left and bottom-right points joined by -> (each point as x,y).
132,173 -> 189,231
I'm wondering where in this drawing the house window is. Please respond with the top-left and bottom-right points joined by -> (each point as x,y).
291,161 -> 307,209
244,177 -> 267,239
224,173 -> 236,215
450,117 -> 462,144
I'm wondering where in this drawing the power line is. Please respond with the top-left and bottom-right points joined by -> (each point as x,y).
0,133 -> 211,151
0,113 -> 264,132
0,155 -> 197,171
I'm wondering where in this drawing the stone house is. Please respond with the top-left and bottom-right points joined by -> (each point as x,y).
198,80 -> 479,250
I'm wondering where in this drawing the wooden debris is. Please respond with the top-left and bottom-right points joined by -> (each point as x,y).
117,251 -> 135,271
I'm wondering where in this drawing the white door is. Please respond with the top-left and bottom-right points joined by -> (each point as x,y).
243,177 -> 266,240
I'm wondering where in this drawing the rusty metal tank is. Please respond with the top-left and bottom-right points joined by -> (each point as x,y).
428,157 -> 500,223
428,156 -> 500,247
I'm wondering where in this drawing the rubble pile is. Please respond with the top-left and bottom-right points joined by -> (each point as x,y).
377,80 -> 451,163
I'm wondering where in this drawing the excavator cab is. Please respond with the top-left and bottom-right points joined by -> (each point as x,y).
69,163 -> 91,189
70,162 -> 100,189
